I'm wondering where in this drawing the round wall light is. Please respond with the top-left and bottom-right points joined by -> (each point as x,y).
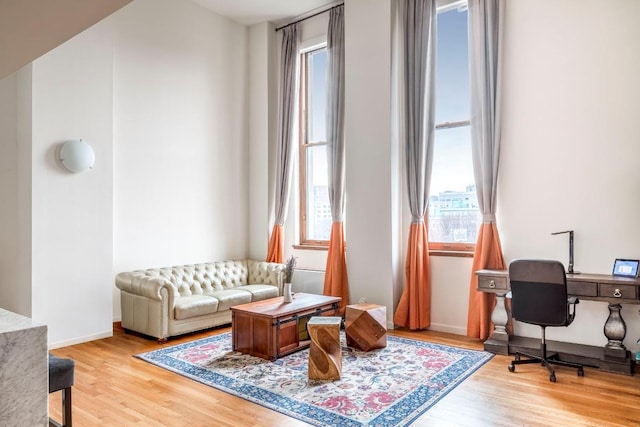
59,139 -> 95,173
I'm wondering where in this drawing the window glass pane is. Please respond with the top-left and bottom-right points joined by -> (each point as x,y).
305,144 -> 331,241
429,126 -> 481,244
435,7 -> 469,124
308,49 -> 327,143
429,3 -> 479,247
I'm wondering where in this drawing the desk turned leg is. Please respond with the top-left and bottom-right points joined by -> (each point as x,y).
485,293 -> 510,355
603,303 -> 627,359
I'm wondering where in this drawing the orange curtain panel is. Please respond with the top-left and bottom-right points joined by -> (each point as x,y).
466,222 -> 505,339
266,24 -> 298,263
394,221 -> 431,329
266,224 -> 284,264
323,221 -> 349,314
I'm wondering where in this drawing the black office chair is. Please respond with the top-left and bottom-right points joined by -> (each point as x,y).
507,259 -> 585,382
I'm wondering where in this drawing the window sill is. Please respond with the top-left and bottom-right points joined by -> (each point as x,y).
429,250 -> 474,258
293,244 -> 329,251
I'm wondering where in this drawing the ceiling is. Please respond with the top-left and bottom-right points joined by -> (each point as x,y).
0,0 -> 134,80
191,0 -> 337,26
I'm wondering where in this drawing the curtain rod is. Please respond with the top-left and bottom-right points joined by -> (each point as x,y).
275,3 -> 344,32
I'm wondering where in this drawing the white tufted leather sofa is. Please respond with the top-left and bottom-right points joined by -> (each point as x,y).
115,260 -> 284,341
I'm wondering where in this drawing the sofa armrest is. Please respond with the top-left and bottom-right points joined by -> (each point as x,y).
247,260 -> 285,288
115,272 -> 177,301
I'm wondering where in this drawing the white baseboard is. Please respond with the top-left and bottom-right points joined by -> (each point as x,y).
113,316 -> 121,322
386,322 -> 466,335
428,322 -> 467,336
49,330 -> 113,350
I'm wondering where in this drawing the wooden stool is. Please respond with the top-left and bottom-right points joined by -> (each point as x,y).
345,303 -> 387,351
307,316 -> 342,381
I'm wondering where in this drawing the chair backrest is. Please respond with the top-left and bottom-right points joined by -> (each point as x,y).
509,259 -> 570,327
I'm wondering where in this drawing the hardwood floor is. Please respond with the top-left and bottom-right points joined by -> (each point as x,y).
49,323 -> 640,426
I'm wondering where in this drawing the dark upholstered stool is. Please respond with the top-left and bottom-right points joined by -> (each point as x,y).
49,354 -> 75,427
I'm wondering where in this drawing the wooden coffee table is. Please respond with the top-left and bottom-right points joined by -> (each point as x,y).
231,293 -> 341,361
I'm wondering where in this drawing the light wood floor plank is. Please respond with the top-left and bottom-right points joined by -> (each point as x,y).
48,324 -> 640,426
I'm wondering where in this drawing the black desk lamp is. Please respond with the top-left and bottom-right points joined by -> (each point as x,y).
551,230 -> 579,274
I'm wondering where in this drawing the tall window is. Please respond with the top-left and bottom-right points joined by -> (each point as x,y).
428,1 -> 481,253
299,46 -> 331,247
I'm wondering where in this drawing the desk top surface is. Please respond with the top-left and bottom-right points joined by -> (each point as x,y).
476,269 -> 640,285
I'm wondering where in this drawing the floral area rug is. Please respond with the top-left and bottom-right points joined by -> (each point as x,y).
136,332 -> 492,426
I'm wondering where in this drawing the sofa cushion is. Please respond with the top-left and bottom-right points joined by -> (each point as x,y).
207,289 -> 253,311
174,295 -> 219,320
236,284 -> 279,301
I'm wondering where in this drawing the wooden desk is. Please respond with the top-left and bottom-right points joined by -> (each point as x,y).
476,270 -> 640,375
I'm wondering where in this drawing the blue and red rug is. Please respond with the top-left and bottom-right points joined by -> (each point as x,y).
136,332 -> 492,426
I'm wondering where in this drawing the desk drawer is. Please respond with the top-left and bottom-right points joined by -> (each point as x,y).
478,276 -> 508,291
567,280 -> 598,297
599,283 -> 638,300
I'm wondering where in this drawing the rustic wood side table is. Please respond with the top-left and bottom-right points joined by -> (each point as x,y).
345,303 -> 387,351
308,316 -> 342,380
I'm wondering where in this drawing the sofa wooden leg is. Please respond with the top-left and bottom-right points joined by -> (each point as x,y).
157,337 -> 168,344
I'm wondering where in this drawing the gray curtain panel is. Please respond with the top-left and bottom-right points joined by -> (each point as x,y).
326,5 -> 346,222
403,0 -> 437,222
468,0 -> 504,222
274,24 -> 299,225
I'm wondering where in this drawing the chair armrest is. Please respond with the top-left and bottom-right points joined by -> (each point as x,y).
567,296 -> 579,323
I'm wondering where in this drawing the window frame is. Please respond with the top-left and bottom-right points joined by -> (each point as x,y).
428,0 -> 477,256
298,44 -> 330,249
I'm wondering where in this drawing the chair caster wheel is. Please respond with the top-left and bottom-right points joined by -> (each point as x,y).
578,368 -> 584,377
549,374 -> 556,382
508,364 -> 515,373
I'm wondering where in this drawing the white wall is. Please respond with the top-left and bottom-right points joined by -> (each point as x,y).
16,66 -> 33,318
496,0 -> 640,352
3,0 -> 638,352
248,22 -> 276,261
30,19 -> 115,347
0,74 -> 20,313
0,68 -> 33,318
324,0 -> 640,353
344,0 -> 401,326
112,0 -> 249,318
0,0 -> 250,346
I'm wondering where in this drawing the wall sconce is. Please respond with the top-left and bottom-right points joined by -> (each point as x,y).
59,139 -> 95,173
